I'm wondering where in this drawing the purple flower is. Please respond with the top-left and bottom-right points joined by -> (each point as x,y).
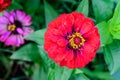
0,10 -> 34,47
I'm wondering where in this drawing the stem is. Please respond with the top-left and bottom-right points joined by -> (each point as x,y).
3,61 -> 14,80
12,46 -> 16,51
0,49 -> 13,53
3,46 -> 16,80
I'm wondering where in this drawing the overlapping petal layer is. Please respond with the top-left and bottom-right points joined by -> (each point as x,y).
44,12 -> 100,68
0,10 -> 34,47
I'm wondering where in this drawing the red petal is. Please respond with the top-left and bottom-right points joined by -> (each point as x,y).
48,16 -> 62,29
83,28 -> 100,50
66,59 -> 75,68
44,39 -> 55,51
50,28 -> 63,36
64,50 -> 74,61
82,43 -> 96,62
57,38 -> 68,47
47,45 -> 58,58
74,54 -> 86,68
49,13 -> 74,34
80,18 -> 94,34
0,0 -> 12,12
72,12 -> 85,32
60,60 -> 67,67
58,14 -> 74,33
54,48 -> 66,63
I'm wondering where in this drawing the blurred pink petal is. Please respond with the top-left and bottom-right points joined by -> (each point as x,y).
16,28 -> 24,34
0,16 -> 9,24
23,27 -> 34,36
0,10 -> 34,47
0,31 -> 11,42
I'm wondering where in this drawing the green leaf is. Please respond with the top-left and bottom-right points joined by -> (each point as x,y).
92,0 -> 113,23
76,0 -> 89,16
111,0 -> 119,3
109,1 -> 120,39
32,64 -> 48,80
25,0 -> 40,14
110,1 -> 120,26
69,74 -> 90,80
44,1 -> 59,27
38,46 -> 54,67
25,29 -> 46,45
10,43 -> 41,63
112,69 -> 120,80
110,25 -> 120,39
81,68 -> 114,80
47,68 -> 55,80
103,40 -> 120,74
103,46 -> 113,71
47,64 -> 73,80
96,21 -> 113,46
55,65 -> 73,80
73,69 -> 83,74
59,0 -> 77,4
93,72 -> 114,80
7,2 -> 23,10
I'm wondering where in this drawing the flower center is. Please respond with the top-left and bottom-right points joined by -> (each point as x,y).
8,24 -> 16,31
69,32 -> 85,49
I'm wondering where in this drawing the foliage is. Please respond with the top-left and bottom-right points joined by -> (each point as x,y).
0,0 -> 120,80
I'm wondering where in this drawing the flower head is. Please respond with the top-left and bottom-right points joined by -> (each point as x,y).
0,10 -> 34,47
0,0 -> 12,12
44,12 -> 100,68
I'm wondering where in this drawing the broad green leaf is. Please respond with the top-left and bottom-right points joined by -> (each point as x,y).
109,1 -> 120,39
0,53 -> 11,71
55,65 -> 73,80
47,64 -> 73,80
103,40 -> 120,74
47,68 -> 55,80
92,0 -> 113,23
96,21 -> 113,46
81,68 -> 114,80
59,0 -> 77,4
111,0 -> 119,3
25,29 -> 46,45
103,46 -> 113,71
69,74 -> 89,80
32,64 -> 48,80
44,1 -> 59,27
76,0 -> 89,16
73,69 -> 83,74
38,46 -> 54,67
112,69 -> 120,80
10,43 -> 41,63
110,25 -> 120,39
92,71 -> 114,80
110,1 -> 120,27
7,2 -> 23,10
25,0 -> 40,14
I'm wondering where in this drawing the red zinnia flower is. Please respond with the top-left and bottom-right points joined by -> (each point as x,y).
0,0 -> 12,12
44,12 -> 100,68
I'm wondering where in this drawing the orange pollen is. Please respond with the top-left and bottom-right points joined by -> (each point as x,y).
69,32 -> 85,49
8,24 -> 16,31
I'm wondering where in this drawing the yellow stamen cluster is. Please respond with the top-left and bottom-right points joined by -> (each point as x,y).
69,32 -> 85,49
8,24 -> 16,31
